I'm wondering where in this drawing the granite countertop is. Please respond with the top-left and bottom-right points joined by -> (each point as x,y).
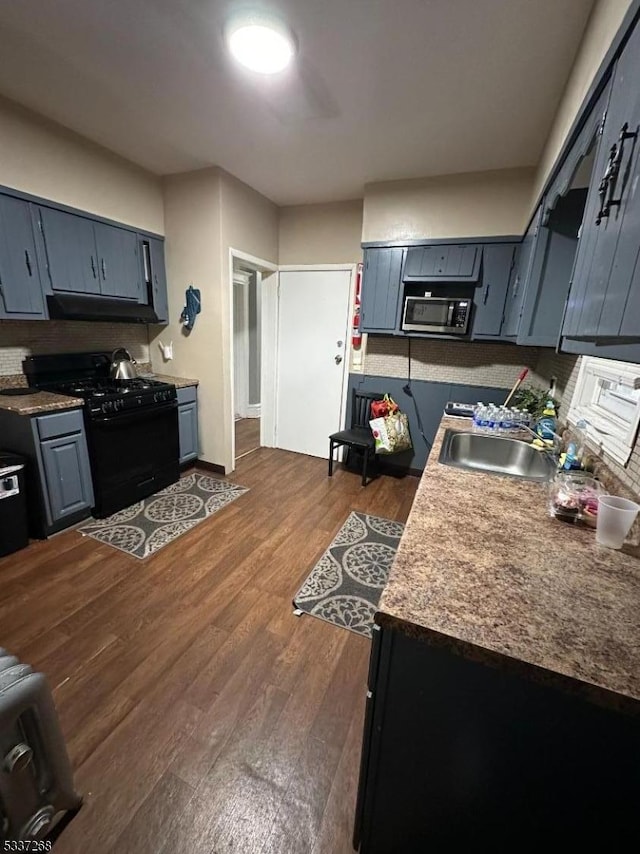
376,416 -> 640,715
0,390 -> 84,416
141,373 -> 199,389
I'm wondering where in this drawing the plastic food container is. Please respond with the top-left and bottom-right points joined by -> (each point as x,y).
548,472 -> 604,526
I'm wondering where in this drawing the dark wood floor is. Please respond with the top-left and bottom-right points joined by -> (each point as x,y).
0,449 -> 418,853
235,417 -> 261,459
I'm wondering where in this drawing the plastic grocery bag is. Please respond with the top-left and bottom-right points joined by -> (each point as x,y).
369,412 -> 413,455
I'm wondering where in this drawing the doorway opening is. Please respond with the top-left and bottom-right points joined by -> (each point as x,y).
233,262 -> 262,461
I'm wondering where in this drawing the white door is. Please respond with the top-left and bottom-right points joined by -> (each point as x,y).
276,269 -> 352,457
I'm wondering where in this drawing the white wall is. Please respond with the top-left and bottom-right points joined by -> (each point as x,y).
279,200 -> 364,264
532,0 -> 635,203
362,167 -> 535,242
150,168 -> 278,470
0,95 -> 163,233
149,168 -> 222,464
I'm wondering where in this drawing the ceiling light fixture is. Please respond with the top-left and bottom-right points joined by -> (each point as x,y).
226,15 -> 295,74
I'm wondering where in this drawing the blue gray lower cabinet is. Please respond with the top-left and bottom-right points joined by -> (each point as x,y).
0,407 -> 94,538
354,625 -> 639,851
33,411 -> 94,532
39,433 -> 94,522
177,386 -> 199,464
346,374 -> 508,472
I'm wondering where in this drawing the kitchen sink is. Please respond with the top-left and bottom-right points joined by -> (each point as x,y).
438,429 -> 556,482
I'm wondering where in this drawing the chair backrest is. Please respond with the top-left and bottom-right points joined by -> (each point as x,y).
352,389 -> 386,429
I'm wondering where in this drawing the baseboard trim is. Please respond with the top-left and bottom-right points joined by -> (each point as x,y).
246,404 -> 261,418
195,459 -> 226,476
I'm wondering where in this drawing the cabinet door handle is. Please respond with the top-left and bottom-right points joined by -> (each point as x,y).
24,250 -> 32,277
513,275 -> 520,298
483,281 -> 491,305
595,143 -> 618,225
101,258 -> 107,279
604,122 -> 638,217
90,256 -> 97,278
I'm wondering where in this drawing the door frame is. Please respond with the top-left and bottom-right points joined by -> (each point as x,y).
228,248 -> 278,471
233,271 -> 251,419
275,264 -> 357,457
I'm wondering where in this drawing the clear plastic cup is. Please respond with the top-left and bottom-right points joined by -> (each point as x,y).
596,495 -> 640,549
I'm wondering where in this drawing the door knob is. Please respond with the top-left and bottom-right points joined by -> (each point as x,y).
335,355 -> 343,364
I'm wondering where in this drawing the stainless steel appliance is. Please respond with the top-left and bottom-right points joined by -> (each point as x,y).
0,453 -> 29,556
24,352 -> 179,518
401,295 -> 471,335
0,649 -> 81,841
109,348 -> 138,380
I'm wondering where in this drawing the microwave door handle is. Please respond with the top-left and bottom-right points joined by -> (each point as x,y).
447,303 -> 454,326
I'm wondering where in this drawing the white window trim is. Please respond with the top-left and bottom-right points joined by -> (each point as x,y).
568,357 -> 640,467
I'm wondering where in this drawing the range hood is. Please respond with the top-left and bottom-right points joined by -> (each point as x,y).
47,294 -> 158,324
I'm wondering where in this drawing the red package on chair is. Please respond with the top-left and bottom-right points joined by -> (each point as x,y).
371,394 -> 399,419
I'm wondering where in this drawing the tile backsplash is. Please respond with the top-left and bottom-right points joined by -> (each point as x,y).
361,335 -> 640,498
0,320 -> 150,376
362,336 -> 546,389
536,349 -> 640,500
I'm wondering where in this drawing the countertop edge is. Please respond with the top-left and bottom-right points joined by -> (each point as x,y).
374,611 -> 640,717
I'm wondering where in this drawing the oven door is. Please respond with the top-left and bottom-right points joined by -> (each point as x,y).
87,401 -> 180,517
402,297 -> 456,333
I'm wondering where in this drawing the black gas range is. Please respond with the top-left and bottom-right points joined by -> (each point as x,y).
51,376 -> 176,419
24,352 -> 180,518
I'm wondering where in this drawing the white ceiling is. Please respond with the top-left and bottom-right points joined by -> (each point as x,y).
0,0 -> 594,205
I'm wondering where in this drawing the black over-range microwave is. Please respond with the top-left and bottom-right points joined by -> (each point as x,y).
401,295 -> 471,335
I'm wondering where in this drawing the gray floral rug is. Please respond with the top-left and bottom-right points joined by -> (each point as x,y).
79,472 -> 248,559
293,511 -> 404,638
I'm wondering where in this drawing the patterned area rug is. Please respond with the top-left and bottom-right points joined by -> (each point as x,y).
79,472 -> 248,559
293,511 -> 404,638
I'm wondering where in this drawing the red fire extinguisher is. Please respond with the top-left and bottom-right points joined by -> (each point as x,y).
352,262 -> 363,349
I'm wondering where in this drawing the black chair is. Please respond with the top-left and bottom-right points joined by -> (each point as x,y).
328,390 -> 384,487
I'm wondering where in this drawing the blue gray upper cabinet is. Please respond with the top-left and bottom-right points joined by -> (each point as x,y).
149,237 -> 169,323
472,244 -> 517,338
94,222 -> 141,300
0,195 -> 46,319
563,19 -> 640,341
501,208 -> 542,339
38,206 -> 101,295
403,245 -> 482,282
360,248 -> 404,333
517,189 -> 587,348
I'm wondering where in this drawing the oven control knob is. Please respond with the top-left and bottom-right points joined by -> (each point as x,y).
4,742 -> 33,774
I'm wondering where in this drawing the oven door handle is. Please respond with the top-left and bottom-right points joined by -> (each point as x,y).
91,401 -> 177,427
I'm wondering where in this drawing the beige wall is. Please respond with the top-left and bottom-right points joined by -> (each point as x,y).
0,95 -> 164,233
532,0 -> 634,203
150,168 -> 222,463
362,167 -> 535,242
279,200 -> 364,264
150,168 -> 278,470
218,170 -> 279,472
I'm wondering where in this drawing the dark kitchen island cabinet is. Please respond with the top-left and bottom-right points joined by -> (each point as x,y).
354,624 -> 640,852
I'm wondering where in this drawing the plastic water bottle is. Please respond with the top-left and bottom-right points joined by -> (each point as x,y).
501,407 -> 513,433
479,405 -> 490,432
473,402 -> 484,432
488,405 -> 500,433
